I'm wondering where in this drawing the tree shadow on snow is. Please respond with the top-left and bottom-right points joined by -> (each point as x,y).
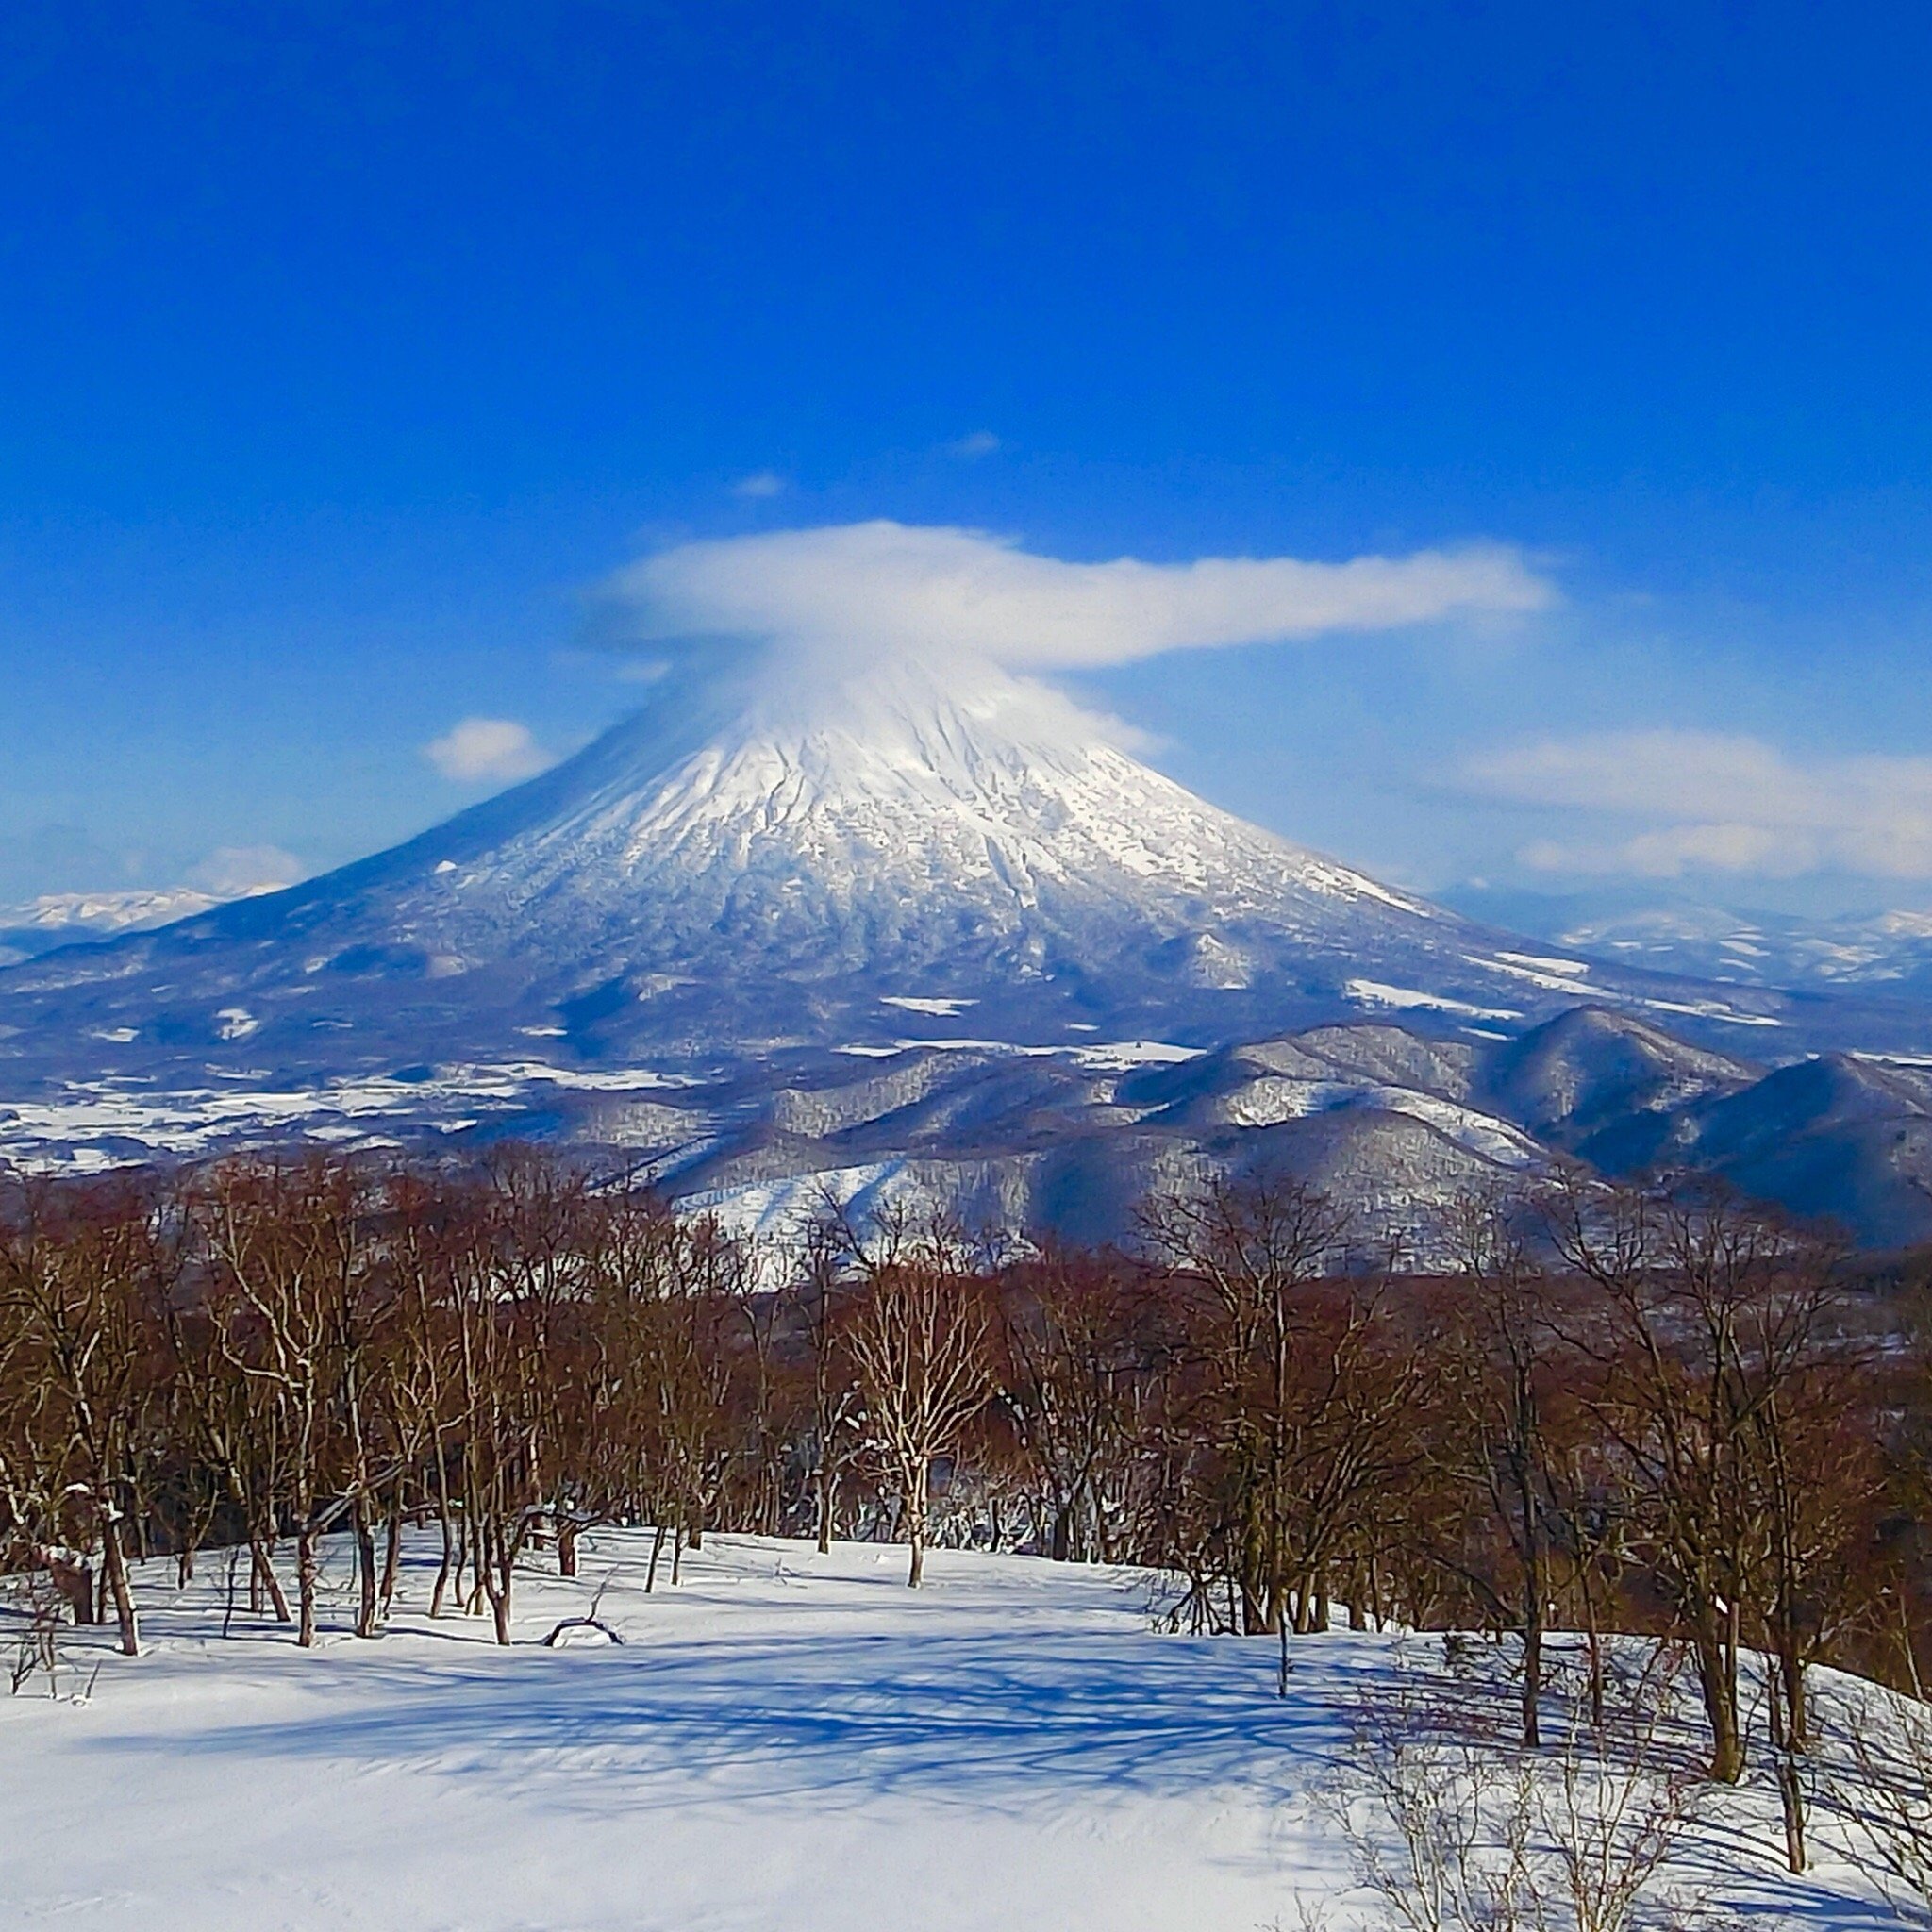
87,1622 -> 1905,1926
92,1626 -> 1350,1821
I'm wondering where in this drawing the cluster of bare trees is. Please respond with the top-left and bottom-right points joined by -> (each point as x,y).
3,1147 -> 1929,1876
0,1155 -> 762,1657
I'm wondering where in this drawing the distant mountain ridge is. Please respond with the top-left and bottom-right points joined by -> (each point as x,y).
1446,884 -> 1932,1002
0,882 -> 277,966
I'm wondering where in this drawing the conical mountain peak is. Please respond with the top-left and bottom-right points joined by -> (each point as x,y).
1,651 -> 1798,1090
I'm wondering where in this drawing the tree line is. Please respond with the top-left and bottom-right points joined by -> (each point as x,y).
2,1147 -> 1927,1874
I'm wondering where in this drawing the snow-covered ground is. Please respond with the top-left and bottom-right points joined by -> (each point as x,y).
0,1531 -> 1901,1929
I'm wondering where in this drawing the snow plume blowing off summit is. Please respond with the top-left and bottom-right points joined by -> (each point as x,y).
605,518 -> 1552,700
552,520 -> 1554,895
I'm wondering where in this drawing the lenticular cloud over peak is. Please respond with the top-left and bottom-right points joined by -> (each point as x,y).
607,519 -> 1554,677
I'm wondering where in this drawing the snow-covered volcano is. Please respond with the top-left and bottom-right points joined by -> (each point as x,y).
19,650 -> 1932,1241
399,654 -> 1458,991
0,654 -> 1796,1084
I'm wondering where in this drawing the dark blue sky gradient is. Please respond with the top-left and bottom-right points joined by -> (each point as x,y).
3,3 -> 1930,905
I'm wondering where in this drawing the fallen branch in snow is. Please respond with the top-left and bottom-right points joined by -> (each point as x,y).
541,1615 -> 625,1647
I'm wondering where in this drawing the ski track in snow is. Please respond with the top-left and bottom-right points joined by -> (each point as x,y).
0,1528 -> 1902,1932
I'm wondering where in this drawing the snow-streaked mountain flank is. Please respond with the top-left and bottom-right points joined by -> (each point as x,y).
10,652 -> 1932,1241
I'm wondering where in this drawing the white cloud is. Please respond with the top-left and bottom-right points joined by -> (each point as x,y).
185,845 -> 306,894
608,519 -> 1553,675
424,718 -> 555,785
945,430 -> 1001,458
1465,729 -> 1932,879
731,470 -> 787,499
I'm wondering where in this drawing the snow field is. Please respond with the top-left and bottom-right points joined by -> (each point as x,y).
0,1530 -> 1899,1930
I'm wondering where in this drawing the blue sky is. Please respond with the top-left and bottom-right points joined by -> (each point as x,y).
4,2 -> 1931,915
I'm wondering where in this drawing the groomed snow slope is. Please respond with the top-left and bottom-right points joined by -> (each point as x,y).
0,1529 -> 1894,1930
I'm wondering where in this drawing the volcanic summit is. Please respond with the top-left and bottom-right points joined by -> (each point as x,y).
8,650 -> 1932,1244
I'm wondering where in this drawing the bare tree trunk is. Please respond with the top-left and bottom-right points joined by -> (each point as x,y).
1582,1592 -> 1606,1731
1293,1569 -> 1322,1636
379,1501 -> 403,1614
97,1509 -> 140,1657
481,1527 -> 514,1645
1241,1575 -> 1267,1636
1775,1751 -> 1806,1874
1692,1622 -> 1743,1784
250,1539 -> 291,1622
1521,1617 -> 1542,1750
1769,1654 -> 1807,1873
296,1526 -> 319,1648
558,1519 -> 578,1579
817,1469 -> 835,1555
354,1503 -> 380,1638
429,1445 -> 457,1617
906,1461 -> 928,1588
465,1503 -> 489,1615
1780,1638 -> 1809,1750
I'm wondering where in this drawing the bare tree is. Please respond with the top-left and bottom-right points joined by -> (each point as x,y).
1544,1176 -> 1854,1789
1532,1658 -> 1703,1932
1431,1192 -> 1566,1748
790,1212 -> 862,1555
1333,1641 -> 1701,1932
848,1238 -> 991,1587
1141,1165 -> 1353,1635
196,1158 -> 370,1648
0,1177 -> 175,1656
1826,1677 -> 1932,1924
994,1243 -> 1159,1564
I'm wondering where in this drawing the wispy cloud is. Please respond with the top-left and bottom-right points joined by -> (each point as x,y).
731,470 -> 787,499
1463,729 -> 1932,879
424,718 -> 556,784
607,519 -> 1553,675
944,430 -> 1001,458
184,845 -> 306,894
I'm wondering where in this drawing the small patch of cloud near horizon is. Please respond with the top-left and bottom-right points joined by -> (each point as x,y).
945,430 -> 1001,458
606,519 -> 1554,675
0,831 -> 308,910
185,845 -> 307,894
424,718 -> 556,785
1463,729 -> 1932,880
731,470 -> 787,499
